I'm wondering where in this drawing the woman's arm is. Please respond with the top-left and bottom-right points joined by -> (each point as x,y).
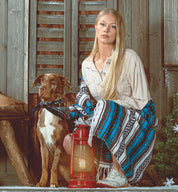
114,50 -> 151,110
69,77 -> 94,118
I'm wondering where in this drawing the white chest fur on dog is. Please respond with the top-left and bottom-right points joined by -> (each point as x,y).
37,108 -> 56,146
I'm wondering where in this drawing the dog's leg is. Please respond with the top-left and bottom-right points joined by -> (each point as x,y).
50,147 -> 61,187
36,143 -> 49,187
59,164 -> 71,183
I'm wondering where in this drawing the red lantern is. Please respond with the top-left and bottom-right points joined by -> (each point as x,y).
68,124 -> 96,188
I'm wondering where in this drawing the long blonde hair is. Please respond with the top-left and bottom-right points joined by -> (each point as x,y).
88,8 -> 125,100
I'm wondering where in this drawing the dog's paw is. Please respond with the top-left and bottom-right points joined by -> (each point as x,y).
36,181 -> 47,187
50,183 -> 58,188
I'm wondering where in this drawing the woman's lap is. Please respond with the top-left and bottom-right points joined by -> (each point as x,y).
90,100 -> 157,183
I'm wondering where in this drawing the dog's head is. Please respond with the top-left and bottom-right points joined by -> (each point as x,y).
32,73 -> 72,102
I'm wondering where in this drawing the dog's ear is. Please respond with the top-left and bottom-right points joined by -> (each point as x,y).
32,74 -> 44,87
62,77 -> 72,92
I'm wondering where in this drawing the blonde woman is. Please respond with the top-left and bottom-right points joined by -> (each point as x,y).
63,8 -> 158,188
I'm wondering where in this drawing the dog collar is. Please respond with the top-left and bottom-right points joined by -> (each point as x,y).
31,98 -> 66,116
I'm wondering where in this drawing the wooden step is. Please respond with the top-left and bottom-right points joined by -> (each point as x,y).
0,186 -> 178,192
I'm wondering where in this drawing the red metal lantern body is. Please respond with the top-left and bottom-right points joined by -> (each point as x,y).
68,124 -> 96,188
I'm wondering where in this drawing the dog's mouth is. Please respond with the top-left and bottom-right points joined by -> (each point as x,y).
39,86 -> 46,96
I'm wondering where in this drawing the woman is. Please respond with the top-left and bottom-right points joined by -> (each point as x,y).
63,8 -> 158,188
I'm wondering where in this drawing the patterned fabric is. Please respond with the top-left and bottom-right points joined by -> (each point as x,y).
69,77 -> 94,119
88,99 -> 158,183
31,98 -> 66,116
32,78 -> 94,132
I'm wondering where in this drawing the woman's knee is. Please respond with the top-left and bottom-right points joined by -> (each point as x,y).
63,133 -> 72,155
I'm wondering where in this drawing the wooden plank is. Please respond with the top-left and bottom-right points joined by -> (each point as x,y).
37,55 -> 63,65
107,0 -> 117,9
37,68 -> 63,76
118,0 -> 132,48
37,28 -> 64,38
0,0 -> 7,95
71,0 -> 79,89
164,0 -> 178,65
0,173 -> 21,186
37,14 -> 64,24
7,0 -> 25,101
79,28 -> 95,38
64,0 -> 71,80
165,69 -> 178,112
79,1 -> 106,11
24,0 -> 29,109
0,141 -> 7,175
149,0 -> 166,121
79,15 -> 97,24
79,41 -> 94,51
131,0 -> 149,69
29,0 -> 37,93
38,1 -> 64,11
37,41 -> 63,51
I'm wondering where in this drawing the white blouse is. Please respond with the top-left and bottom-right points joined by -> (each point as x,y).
82,49 -> 151,110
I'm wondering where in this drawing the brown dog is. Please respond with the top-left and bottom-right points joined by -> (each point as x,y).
32,73 -> 76,187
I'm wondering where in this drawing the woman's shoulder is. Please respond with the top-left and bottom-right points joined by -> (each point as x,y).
124,48 -> 139,59
123,49 -> 144,72
82,56 -> 93,67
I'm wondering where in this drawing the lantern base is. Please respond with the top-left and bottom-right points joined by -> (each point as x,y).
68,179 -> 96,188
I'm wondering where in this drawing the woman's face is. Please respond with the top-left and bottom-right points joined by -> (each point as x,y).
95,14 -> 117,45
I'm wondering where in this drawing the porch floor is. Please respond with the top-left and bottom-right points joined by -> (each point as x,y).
0,186 -> 177,192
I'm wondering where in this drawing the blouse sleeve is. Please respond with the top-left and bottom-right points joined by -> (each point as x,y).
114,50 -> 151,110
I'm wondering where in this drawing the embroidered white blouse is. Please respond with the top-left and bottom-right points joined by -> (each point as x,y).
82,49 -> 151,110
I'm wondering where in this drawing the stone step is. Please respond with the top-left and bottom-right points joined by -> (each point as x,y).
0,186 -> 178,192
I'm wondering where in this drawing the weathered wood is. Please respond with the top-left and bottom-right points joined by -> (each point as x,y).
107,0 -> 117,9
165,69 -> 178,112
149,0 -> 166,121
29,0 -> 37,93
37,68 -> 63,77
0,140 -> 6,176
79,41 -> 94,51
0,120 -> 33,186
7,0 -> 25,101
37,15 -> 64,24
0,173 -> 21,186
37,55 -> 63,65
79,15 -> 97,24
64,0 -> 72,80
79,28 -> 95,38
24,0 -> 29,110
79,1 -> 106,11
164,0 -> 178,65
0,0 -> 7,95
37,41 -> 63,51
0,186 -> 178,192
71,0 -> 79,90
131,0 -> 149,69
38,1 -> 64,11
37,28 -> 64,38
118,0 -> 132,48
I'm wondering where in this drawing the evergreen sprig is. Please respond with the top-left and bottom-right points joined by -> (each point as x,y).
153,93 -> 178,178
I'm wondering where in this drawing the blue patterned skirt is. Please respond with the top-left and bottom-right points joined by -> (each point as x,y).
88,100 -> 158,183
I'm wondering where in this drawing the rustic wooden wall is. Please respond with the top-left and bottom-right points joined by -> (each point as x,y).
164,0 -> 178,112
0,0 -> 29,186
0,0 -> 178,186
28,0 -> 168,122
